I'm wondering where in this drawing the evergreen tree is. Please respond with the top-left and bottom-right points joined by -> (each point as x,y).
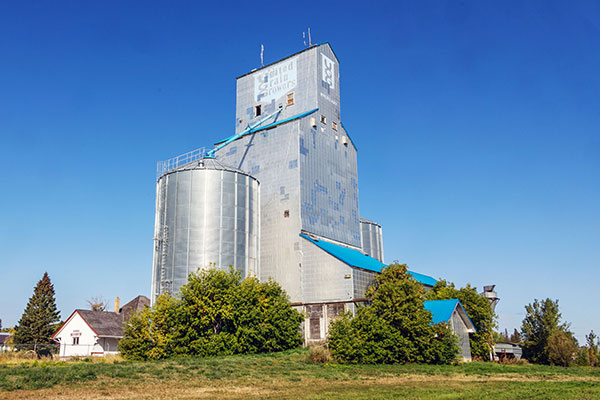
510,328 -> 522,343
13,272 -> 61,345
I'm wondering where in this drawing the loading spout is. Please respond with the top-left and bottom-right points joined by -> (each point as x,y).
206,105 -> 284,158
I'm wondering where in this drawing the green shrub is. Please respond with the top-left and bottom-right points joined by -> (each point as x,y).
328,263 -> 458,364
119,267 -> 303,360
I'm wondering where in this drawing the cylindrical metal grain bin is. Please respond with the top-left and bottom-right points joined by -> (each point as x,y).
359,217 -> 384,263
151,158 -> 260,303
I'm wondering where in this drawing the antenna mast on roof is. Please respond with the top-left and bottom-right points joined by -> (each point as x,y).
308,27 -> 312,46
260,44 -> 264,67
303,32 -> 307,47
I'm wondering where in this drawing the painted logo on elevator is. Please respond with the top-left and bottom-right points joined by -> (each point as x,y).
321,53 -> 335,90
254,58 -> 297,103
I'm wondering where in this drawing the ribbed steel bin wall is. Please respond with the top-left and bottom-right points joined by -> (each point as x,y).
359,218 -> 384,263
151,159 -> 259,303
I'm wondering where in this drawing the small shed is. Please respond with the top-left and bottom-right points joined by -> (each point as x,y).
494,342 -> 523,360
424,299 -> 476,361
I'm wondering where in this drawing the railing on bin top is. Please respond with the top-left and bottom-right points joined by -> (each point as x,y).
156,105 -> 291,180
157,147 -> 207,179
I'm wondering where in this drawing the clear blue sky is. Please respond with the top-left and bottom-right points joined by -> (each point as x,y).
1,1 -> 598,342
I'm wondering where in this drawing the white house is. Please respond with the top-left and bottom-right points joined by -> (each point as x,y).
52,295 -> 149,358
0,332 -> 12,352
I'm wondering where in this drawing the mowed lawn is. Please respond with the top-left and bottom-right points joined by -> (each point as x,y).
1,349 -> 600,399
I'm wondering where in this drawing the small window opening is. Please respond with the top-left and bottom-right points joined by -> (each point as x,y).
284,210 -> 290,218
255,105 -> 262,117
332,121 -> 338,131
72,337 -> 79,345
320,114 -> 327,124
287,92 -> 295,106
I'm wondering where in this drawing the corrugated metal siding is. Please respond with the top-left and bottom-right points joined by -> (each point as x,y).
451,311 -> 472,361
360,218 -> 384,263
151,167 -> 259,303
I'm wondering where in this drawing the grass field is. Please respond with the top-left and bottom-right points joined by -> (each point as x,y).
1,349 -> 600,399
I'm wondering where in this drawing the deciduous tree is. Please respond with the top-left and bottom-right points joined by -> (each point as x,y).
547,330 -> 578,367
586,331 -> 599,367
86,296 -> 107,312
521,298 -> 570,365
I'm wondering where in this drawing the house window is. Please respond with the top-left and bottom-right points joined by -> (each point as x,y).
320,114 -> 326,124
72,337 -> 79,345
287,92 -> 294,106
332,121 -> 338,131
255,105 -> 262,117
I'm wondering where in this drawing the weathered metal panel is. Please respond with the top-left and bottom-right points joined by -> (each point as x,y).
352,268 -> 377,299
215,120 -> 303,302
300,235 -> 354,303
451,311 -> 473,361
214,43 -> 362,305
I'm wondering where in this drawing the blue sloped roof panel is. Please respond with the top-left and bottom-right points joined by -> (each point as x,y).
300,233 -> 437,287
423,299 -> 459,324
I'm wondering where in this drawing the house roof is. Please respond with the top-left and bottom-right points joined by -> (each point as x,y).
0,333 -> 10,345
76,310 -> 124,337
300,233 -> 437,286
52,295 -> 149,340
423,299 -> 476,332
120,295 -> 150,322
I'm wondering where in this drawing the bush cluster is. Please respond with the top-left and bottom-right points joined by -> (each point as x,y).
328,264 -> 458,364
118,268 -> 303,360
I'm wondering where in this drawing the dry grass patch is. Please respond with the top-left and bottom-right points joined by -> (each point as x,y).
2,349 -> 600,399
